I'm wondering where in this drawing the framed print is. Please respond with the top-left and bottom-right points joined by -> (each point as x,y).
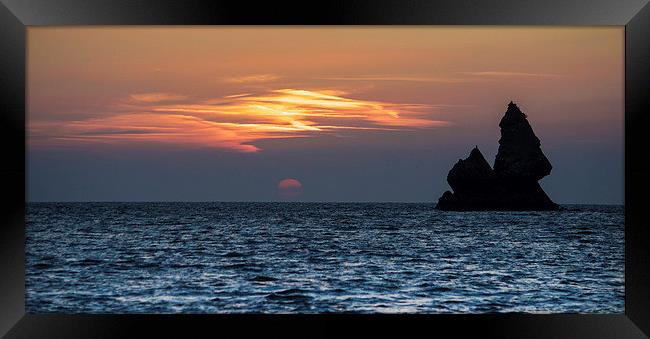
1,0 -> 649,337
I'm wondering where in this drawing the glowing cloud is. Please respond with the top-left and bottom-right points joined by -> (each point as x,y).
224,74 -> 282,83
30,89 -> 448,152
318,75 -> 473,83
464,71 -> 561,78
130,93 -> 188,103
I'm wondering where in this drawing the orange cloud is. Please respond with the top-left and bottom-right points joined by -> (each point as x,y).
30,89 -> 448,152
224,74 -> 282,83
464,71 -> 561,78
318,75 -> 473,83
129,92 -> 188,103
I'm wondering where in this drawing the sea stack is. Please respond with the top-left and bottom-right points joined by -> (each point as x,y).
436,101 -> 559,211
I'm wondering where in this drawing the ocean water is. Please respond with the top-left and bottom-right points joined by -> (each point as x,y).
26,202 -> 624,313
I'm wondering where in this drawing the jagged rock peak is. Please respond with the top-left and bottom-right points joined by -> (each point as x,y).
468,146 -> 485,162
458,146 -> 493,176
446,146 -> 496,197
501,101 -> 529,129
494,101 -> 552,180
507,101 -> 524,114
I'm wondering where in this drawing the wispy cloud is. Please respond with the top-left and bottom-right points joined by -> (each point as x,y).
464,71 -> 561,78
223,93 -> 252,99
224,74 -> 282,83
129,92 -> 188,103
318,75 -> 472,83
30,89 -> 449,152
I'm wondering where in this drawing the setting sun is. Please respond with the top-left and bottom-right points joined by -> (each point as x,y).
278,178 -> 303,199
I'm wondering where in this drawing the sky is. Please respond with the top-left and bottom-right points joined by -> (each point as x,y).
27,27 -> 624,203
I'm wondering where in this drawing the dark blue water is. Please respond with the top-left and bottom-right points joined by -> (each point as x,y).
26,203 -> 624,313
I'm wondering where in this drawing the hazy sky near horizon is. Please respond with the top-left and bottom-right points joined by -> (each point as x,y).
27,27 -> 624,203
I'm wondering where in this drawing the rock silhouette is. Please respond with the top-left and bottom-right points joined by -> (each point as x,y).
436,102 -> 559,211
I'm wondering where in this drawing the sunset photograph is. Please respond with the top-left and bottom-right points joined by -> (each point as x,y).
26,27 -> 624,313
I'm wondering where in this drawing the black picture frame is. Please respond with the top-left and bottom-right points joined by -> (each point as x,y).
1,0 -> 649,337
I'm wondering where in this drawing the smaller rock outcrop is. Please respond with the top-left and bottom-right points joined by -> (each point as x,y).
436,102 -> 559,211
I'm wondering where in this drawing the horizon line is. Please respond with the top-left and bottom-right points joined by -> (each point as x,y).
26,201 -> 625,206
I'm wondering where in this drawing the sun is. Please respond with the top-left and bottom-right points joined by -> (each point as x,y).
278,178 -> 303,199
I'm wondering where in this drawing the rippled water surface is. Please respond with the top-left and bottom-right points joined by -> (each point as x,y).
27,203 -> 624,313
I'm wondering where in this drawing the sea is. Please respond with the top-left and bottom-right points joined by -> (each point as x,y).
26,202 -> 624,313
